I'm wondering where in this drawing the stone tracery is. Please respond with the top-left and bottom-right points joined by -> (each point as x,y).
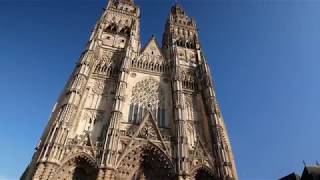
129,78 -> 166,127
92,80 -> 106,95
138,120 -> 158,139
93,51 -> 120,78
179,68 -> 197,91
54,154 -> 98,180
131,78 -> 162,109
183,94 -> 196,120
130,40 -> 169,74
116,143 -> 174,180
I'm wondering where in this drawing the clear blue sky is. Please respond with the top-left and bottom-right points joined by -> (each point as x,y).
0,0 -> 319,179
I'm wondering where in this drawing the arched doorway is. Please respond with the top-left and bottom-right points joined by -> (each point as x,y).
117,144 -> 174,180
193,167 -> 215,180
55,155 -> 98,180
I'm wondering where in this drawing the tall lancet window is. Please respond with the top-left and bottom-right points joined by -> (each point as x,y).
129,78 -> 165,127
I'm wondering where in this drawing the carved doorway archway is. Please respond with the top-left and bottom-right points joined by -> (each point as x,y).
117,144 -> 174,180
193,167 -> 215,180
55,155 -> 98,180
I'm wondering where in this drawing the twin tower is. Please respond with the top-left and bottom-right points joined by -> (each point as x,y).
22,0 -> 237,179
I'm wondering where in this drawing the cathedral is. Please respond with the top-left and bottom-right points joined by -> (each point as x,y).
21,0 -> 237,179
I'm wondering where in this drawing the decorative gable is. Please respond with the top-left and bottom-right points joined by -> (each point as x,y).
131,36 -> 169,73
137,111 -> 162,140
140,36 -> 166,61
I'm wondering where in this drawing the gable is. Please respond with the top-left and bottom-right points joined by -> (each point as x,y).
139,36 -> 166,63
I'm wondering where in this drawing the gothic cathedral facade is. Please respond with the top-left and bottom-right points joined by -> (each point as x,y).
22,0 -> 237,179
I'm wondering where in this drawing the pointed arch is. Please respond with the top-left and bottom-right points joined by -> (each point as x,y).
116,142 -> 175,180
119,26 -> 131,36
191,165 -> 217,180
53,152 -> 98,180
105,23 -> 118,33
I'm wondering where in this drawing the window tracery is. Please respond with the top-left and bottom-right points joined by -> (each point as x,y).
128,78 -> 166,127
119,26 -> 131,37
176,38 -> 196,49
92,80 -> 106,95
93,52 -> 119,78
105,23 -> 118,33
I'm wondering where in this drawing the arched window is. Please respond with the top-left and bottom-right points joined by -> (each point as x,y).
119,26 -> 131,36
105,23 -> 118,33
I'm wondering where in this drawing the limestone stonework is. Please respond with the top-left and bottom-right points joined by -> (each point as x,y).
21,0 -> 238,179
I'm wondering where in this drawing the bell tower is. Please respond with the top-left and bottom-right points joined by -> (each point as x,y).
22,1 -> 237,180
162,4 -> 237,179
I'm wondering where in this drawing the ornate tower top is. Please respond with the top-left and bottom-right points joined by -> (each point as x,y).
169,4 -> 196,28
107,0 -> 139,16
113,0 -> 134,4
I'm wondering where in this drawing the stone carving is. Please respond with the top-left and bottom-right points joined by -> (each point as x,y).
130,72 -> 137,78
138,120 -> 158,139
194,141 -> 206,159
186,121 -> 196,148
56,104 -> 77,124
69,75 -> 86,92
131,58 -> 169,74
83,110 -> 105,131
68,133 -> 90,147
217,124 -> 228,146
179,68 -> 198,91
54,154 -> 98,180
181,94 -> 199,122
92,80 -> 106,95
101,50 -> 114,61
131,38 -> 169,74
183,94 -> 193,109
116,143 -> 174,180
131,78 -> 163,109
93,51 -> 120,77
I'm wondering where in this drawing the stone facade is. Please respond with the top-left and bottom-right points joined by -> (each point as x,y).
21,0 -> 237,179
